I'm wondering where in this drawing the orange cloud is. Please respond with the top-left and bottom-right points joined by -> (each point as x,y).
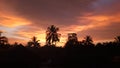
0,15 -> 31,28
0,2 -> 31,28
77,14 -> 120,29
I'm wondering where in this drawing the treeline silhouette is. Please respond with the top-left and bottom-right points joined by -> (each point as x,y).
0,26 -> 120,68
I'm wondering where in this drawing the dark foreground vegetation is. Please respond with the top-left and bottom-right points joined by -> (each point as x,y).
0,40 -> 120,68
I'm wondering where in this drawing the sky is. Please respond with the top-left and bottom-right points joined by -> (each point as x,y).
0,0 -> 120,46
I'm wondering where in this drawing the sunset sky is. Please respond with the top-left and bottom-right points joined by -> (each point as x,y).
0,0 -> 120,46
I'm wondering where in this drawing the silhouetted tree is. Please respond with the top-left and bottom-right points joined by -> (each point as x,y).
0,31 -> 8,45
46,25 -> 61,45
64,33 -> 79,48
27,36 -> 40,48
115,36 -> 120,43
82,36 -> 94,47
96,43 -> 104,48
13,42 -> 19,47
114,36 -> 120,47
0,31 -> 2,37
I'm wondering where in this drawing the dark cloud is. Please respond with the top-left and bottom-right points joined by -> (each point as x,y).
2,0 -> 96,27
92,0 -> 120,15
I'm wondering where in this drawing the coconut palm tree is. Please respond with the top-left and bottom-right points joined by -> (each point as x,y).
83,36 -> 93,46
27,36 -> 40,48
46,25 -> 60,45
